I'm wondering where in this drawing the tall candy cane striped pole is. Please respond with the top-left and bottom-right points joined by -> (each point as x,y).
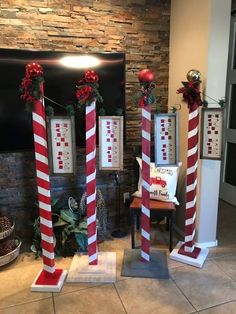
138,69 -> 155,262
76,70 -> 100,266
86,100 -> 98,265
21,63 -> 65,290
141,104 -> 151,262
33,84 -> 62,280
178,70 -> 202,258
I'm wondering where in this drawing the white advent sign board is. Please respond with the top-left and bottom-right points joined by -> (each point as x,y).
201,108 -> 223,160
99,116 -> 123,171
47,116 -> 76,175
154,113 -> 178,166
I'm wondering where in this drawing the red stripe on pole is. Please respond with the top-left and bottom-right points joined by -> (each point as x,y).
37,178 -> 50,190
40,224 -> 53,237
41,240 -> 54,253
38,194 -> 51,205
40,209 -> 53,221
34,142 -> 48,157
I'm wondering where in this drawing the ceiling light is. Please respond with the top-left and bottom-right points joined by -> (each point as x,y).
59,56 -> 100,69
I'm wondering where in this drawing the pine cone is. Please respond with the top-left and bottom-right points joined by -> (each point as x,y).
0,240 -> 16,256
0,216 -> 12,232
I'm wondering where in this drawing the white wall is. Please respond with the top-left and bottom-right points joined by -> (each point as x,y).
169,0 -> 211,234
197,0 -> 231,246
169,0 -> 231,244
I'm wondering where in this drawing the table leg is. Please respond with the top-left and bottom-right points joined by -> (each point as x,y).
131,209 -> 135,249
169,212 -> 173,252
166,217 -> 169,231
136,214 -> 140,230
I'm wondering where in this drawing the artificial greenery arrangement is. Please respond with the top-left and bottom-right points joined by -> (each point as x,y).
31,195 -> 88,257
20,62 -> 44,112
76,69 -> 103,108
31,190 -> 109,258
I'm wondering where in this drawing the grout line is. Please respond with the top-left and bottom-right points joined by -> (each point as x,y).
53,283 -> 106,298
53,277 -> 135,298
208,251 -> 236,261
209,259 -> 235,281
113,283 -> 128,314
0,296 -> 53,311
198,299 -> 236,312
52,293 -> 56,314
169,276 -> 198,313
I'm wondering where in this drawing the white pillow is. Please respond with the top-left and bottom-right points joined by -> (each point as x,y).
133,157 -> 181,205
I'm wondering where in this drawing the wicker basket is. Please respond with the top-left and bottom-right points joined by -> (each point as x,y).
0,239 -> 21,267
0,221 -> 15,240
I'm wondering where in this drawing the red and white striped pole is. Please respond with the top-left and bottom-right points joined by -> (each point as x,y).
86,100 -> 98,265
138,69 -> 155,262
141,104 -> 151,262
22,63 -> 66,290
178,103 -> 201,258
33,84 -> 57,275
178,70 -> 202,258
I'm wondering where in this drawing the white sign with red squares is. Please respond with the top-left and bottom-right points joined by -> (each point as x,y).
99,116 -> 123,171
201,108 -> 223,160
154,113 -> 178,166
48,116 -> 76,174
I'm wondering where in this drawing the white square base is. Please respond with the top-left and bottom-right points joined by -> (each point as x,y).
66,252 -> 116,283
170,241 -> 208,268
31,270 -> 68,292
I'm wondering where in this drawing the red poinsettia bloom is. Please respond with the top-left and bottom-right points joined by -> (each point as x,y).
76,85 -> 93,103
177,81 -> 202,109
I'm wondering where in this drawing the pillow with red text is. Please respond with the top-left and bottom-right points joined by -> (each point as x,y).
133,157 -> 181,204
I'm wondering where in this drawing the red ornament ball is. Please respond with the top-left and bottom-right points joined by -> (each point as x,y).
26,62 -> 43,78
84,69 -> 99,83
138,69 -> 154,83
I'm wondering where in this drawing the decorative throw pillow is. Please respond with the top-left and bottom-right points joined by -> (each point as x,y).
133,157 -> 181,205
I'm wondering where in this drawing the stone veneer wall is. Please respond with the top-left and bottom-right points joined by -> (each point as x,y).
0,0 -> 170,250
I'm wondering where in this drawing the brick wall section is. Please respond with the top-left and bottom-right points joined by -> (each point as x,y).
0,0 -> 170,250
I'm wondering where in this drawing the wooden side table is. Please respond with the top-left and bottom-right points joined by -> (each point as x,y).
130,197 -> 176,252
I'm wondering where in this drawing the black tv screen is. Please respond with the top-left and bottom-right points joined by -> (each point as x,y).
0,49 -> 125,151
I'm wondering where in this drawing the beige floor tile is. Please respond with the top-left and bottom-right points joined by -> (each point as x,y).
0,298 -> 54,314
200,301 -> 236,313
115,277 -> 195,314
167,255 -> 187,269
55,280 -> 100,296
54,284 -> 125,314
0,261 -> 51,309
211,254 -> 236,280
170,260 -> 236,311
115,250 -> 128,281
207,246 -> 236,260
99,234 -> 131,251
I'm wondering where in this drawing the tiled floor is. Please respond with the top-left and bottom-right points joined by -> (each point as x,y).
0,200 -> 236,313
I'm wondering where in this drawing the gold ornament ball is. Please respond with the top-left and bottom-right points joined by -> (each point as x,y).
186,69 -> 201,82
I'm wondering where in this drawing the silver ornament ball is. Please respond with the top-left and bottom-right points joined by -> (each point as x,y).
186,69 -> 201,82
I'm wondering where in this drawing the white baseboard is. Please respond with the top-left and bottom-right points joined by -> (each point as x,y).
174,225 -> 218,248
195,240 -> 218,248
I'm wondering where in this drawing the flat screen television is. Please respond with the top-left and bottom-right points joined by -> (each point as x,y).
0,49 -> 125,152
